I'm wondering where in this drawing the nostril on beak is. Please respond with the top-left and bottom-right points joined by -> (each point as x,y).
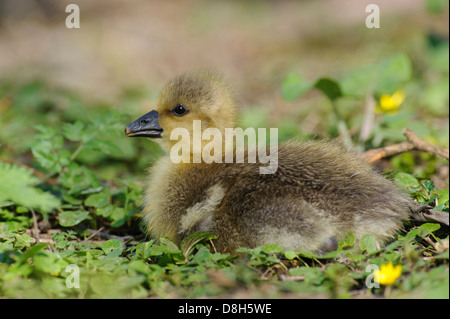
125,110 -> 162,138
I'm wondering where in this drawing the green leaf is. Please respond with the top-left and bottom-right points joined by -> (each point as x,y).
102,239 -> 124,256
58,210 -> 89,227
340,65 -> 377,97
0,210 -> 32,233
110,207 -> 128,228
85,139 -> 121,155
284,250 -> 297,260
261,244 -> 284,255
96,205 -> 113,218
15,243 -> 48,265
31,144 -> 62,173
340,54 -> 412,96
191,246 -> 215,266
13,233 -> 35,249
394,172 -> 420,191
319,249 -> 344,259
384,239 -> 402,252
417,223 -> 440,237
338,233 -> 356,249
31,135 -> 66,173
374,53 -> 412,94
405,228 -> 420,240
84,192 -> 109,208
57,149 -> 72,167
34,125 -> 56,140
135,240 -> 156,260
314,78 -> 342,101
148,238 -> 181,259
60,163 -> 101,195
159,237 -> 180,253
296,248 -> 318,259
422,180 -> 435,193
281,72 -> 314,101
359,235 -> 378,254
33,251 -> 68,274
0,162 -> 60,212
62,121 -> 85,142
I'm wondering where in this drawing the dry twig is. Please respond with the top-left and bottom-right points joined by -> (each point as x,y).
362,141 -> 416,164
362,128 -> 449,163
403,128 -> 449,160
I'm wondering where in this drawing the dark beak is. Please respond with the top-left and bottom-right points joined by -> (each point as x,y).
125,110 -> 163,138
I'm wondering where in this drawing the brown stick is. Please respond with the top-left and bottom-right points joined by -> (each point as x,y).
362,141 -> 416,163
403,128 -> 449,160
83,228 -> 134,242
362,128 -> 449,163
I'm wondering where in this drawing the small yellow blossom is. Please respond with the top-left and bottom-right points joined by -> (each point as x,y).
376,90 -> 405,114
373,262 -> 402,286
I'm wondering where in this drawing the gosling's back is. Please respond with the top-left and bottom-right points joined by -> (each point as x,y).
143,140 -> 411,253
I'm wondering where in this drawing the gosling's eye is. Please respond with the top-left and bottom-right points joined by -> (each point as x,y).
172,104 -> 188,116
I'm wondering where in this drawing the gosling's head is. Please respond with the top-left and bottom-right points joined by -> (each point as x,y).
125,70 -> 236,153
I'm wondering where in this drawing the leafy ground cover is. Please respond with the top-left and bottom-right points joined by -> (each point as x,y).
0,30 -> 448,298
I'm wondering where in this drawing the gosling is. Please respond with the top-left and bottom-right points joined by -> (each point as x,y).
125,70 -> 413,254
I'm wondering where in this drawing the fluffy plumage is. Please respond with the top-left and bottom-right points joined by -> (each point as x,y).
127,70 -> 413,254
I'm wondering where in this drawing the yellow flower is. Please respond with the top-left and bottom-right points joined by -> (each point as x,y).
373,262 -> 402,286
376,90 -> 405,114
